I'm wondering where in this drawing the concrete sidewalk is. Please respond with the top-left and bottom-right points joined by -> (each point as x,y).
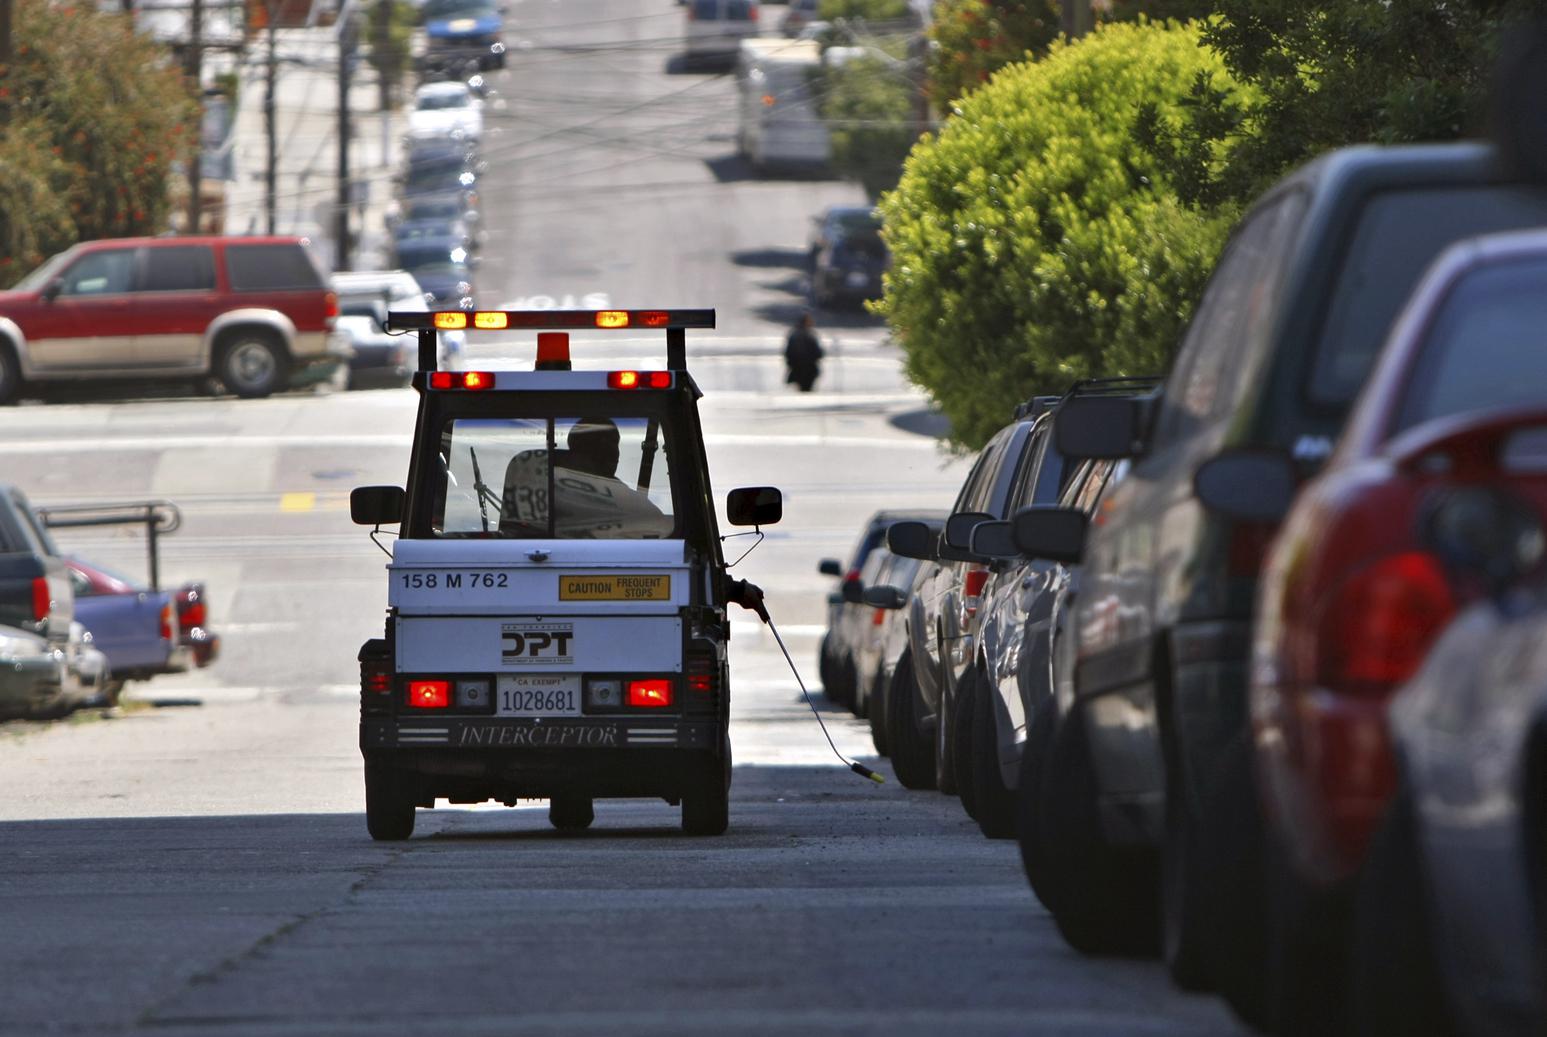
224,26 -> 408,271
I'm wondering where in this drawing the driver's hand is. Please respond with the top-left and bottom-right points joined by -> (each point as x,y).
733,579 -> 769,624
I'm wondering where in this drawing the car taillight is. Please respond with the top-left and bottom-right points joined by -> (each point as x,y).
628,678 -> 673,708
1315,551 -> 1456,698
963,566 -> 990,620
361,656 -> 392,695
407,679 -> 450,709
324,291 -> 338,321
159,604 -> 174,642
30,577 -> 48,622
871,607 -> 886,627
180,600 -> 206,630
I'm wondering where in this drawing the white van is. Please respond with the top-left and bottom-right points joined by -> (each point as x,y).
735,38 -> 831,171
685,0 -> 760,66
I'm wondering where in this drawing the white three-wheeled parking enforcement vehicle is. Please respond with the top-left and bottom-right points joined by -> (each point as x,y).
351,309 -> 780,839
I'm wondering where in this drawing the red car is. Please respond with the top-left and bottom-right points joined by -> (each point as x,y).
0,236 -> 346,400
1243,229 -> 1547,1029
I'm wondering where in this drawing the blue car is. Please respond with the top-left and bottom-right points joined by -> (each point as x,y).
66,556 -> 188,692
422,0 -> 507,73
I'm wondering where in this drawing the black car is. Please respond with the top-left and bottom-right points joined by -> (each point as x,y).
1031,142 -> 1547,1014
808,206 -> 887,307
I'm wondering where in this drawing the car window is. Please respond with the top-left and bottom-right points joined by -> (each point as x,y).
726,0 -> 754,20
1072,461 -> 1115,513
139,246 -> 216,293
1309,185 -> 1547,408
692,0 -> 718,17
1392,256 -> 1547,435
955,430 -> 1009,513
226,243 -> 326,292
58,249 -> 135,296
418,90 -> 471,111
1157,191 -> 1305,443
434,416 -> 676,539
1006,425 -> 1064,511
68,568 -> 93,597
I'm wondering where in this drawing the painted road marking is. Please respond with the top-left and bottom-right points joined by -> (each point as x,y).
280,492 -> 316,512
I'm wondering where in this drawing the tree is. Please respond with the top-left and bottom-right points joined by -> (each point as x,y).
0,1 -> 195,286
819,0 -> 913,23
878,21 -> 1250,448
822,55 -> 921,198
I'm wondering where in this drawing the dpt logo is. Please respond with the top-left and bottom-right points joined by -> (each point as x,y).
501,622 -> 574,666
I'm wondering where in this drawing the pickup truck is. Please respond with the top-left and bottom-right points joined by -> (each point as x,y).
0,484 -> 83,718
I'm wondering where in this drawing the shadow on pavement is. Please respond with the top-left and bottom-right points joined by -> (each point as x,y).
890,407 -> 953,440
730,247 -> 809,270
753,298 -> 883,330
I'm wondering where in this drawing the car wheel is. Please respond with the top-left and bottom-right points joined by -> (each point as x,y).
549,796 -> 594,832
218,332 -> 288,399
98,678 -> 126,709
818,633 -> 837,702
364,762 -> 416,841
885,649 -> 936,790
1264,839 -> 1352,1036
935,673 -> 959,795
1017,696 -> 1060,907
848,659 -> 867,718
1160,730 -> 1214,990
681,747 -> 729,836
970,668 -> 1018,839
1205,731 -> 1270,1028
1349,778 -> 1455,1037
1038,705 -> 1158,955
0,343 -> 21,404
868,668 -> 890,757
953,668 -> 979,818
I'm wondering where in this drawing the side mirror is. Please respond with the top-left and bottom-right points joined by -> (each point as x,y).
1055,395 -> 1149,459
944,511 -> 993,550
1193,449 -> 1297,523
1011,506 -> 1088,564
970,520 -> 1019,559
727,486 -> 782,526
863,585 -> 907,609
818,558 -> 843,577
1422,486 -> 1545,594
841,580 -> 864,604
41,280 -> 61,302
351,485 -> 405,526
887,520 -> 935,560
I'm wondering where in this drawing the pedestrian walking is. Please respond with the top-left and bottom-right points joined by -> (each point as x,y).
784,312 -> 824,392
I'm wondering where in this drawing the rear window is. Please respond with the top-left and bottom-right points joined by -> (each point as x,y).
140,245 -> 216,292
1393,256 -> 1547,435
726,0 -> 754,19
1308,185 -> 1547,406
226,243 -> 326,292
692,0 -> 718,17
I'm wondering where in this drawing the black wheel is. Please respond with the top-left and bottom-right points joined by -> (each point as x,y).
953,668 -> 979,818
1264,842 -> 1352,1036
682,746 -> 730,836
970,667 -> 1018,839
818,633 -> 837,702
868,668 -> 890,757
885,649 -> 936,790
1017,696 -> 1060,908
364,763 -> 416,841
833,654 -> 857,712
849,659 -> 868,719
1160,732 -> 1214,990
549,796 -> 594,831
935,668 -> 959,796
0,342 -> 20,404
218,332 -> 288,398
1206,732 -> 1271,1029
1037,705 -> 1158,955
1350,779 -> 1455,1037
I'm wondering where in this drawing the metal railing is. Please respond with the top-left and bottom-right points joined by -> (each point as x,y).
35,501 -> 183,591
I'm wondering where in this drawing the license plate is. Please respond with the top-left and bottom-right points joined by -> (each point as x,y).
496,675 -> 581,716
558,574 -> 671,601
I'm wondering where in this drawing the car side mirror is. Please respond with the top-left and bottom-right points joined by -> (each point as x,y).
1193,449 -> 1297,523
1011,506 -> 1088,563
818,558 -> 842,577
970,520 -> 1019,559
1422,486 -> 1545,594
887,520 -> 935,560
41,280 -> 61,302
1055,395 -> 1150,459
727,486 -> 782,526
944,511 -> 992,550
863,585 -> 907,610
351,485 -> 405,526
841,580 -> 864,604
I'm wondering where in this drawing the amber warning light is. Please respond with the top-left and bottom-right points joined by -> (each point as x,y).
393,310 -> 715,332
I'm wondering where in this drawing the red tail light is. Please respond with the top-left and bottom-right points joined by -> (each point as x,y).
324,291 -> 338,320
429,371 -> 493,390
628,678 -> 673,708
361,655 -> 392,695
407,680 -> 450,708
180,601 -> 206,630
1316,551 -> 1456,697
30,576 -> 48,622
159,604 -> 174,643
872,607 -> 886,627
963,566 -> 990,619
608,370 -> 672,390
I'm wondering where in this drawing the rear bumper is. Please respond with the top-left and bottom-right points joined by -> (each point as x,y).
0,653 -> 66,717
362,715 -> 720,753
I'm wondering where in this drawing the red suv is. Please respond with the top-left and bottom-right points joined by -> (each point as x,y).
0,236 -> 345,400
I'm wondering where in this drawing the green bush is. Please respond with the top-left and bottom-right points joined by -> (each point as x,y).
822,56 -> 920,198
878,21 -> 1249,448
927,0 -> 1058,110
818,0 -> 912,22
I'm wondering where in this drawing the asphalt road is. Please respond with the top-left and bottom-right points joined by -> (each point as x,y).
0,2 -> 1248,1034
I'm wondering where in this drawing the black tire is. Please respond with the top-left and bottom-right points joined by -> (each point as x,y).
364,763 -> 416,841
868,668 -> 890,757
1264,844 -> 1352,1036
970,668 -> 1018,840
886,650 -> 936,790
953,668 -> 979,818
1350,780 -> 1455,1037
0,342 -> 20,404
682,747 -> 730,836
818,633 -> 837,702
935,668 -> 959,795
850,659 -> 868,719
1017,697 -> 1061,908
1160,732 -> 1214,990
218,331 -> 288,398
549,796 -> 595,832
1037,705 -> 1158,955
1205,733 -> 1271,1029
832,654 -> 856,712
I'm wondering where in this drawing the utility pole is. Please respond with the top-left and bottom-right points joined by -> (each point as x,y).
185,0 -> 204,233
264,0 -> 278,234
0,0 -> 13,66
336,8 -> 356,271
1061,1 -> 1094,39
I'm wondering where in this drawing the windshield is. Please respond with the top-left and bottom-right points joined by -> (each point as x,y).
12,248 -> 77,293
433,416 -> 677,539
1393,256 -> 1547,436
418,91 -> 471,111
423,0 -> 496,19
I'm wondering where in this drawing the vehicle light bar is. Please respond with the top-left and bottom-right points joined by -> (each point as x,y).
429,371 -> 494,390
608,371 -> 672,390
388,309 -> 716,332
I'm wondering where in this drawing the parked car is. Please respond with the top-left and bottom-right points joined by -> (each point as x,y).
684,0 -> 760,67
420,0 -> 506,73
399,146 -> 482,208
1353,542 -> 1547,1037
809,207 -> 886,308
170,580 -> 218,670
0,236 -> 345,400
392,192 -> 481,232
333,269 -> 463,371
780,0 -> 818,36
1246,228 -> 1547,1032
857,547 -> 930,756
407,81 -> 483,142
66,556 -> 185,699
735,39 -> 831,173
1040,142 -> 1547,998
884,402 -> 1065,794
0,623 -> 68,720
